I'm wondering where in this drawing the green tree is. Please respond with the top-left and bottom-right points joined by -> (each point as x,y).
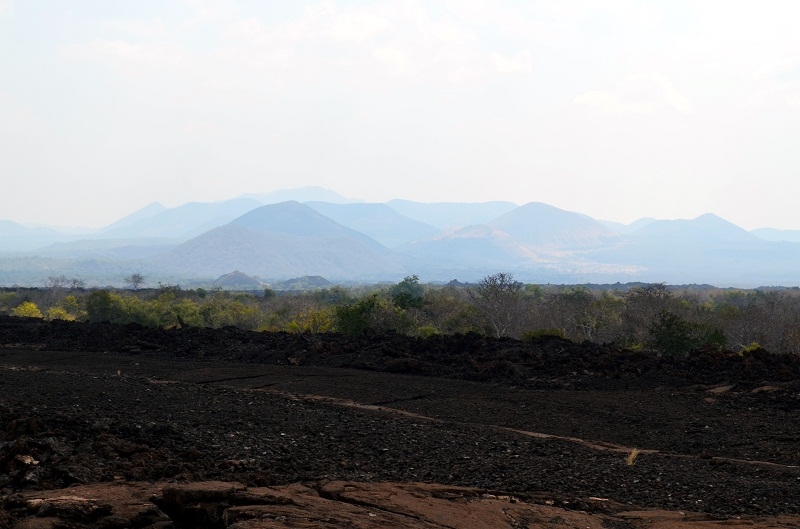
85,290 -> 126,323
334,294 -> 379,336
390,275 -> 425,310
648,310 -> 726,356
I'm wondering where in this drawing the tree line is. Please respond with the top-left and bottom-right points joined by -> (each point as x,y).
3,273 -> 800,355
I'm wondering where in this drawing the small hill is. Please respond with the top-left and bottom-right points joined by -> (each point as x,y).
305,202 -> 439,248
490,202 -> 620,249
272,275 -> 332,291
214,270 -> 264,289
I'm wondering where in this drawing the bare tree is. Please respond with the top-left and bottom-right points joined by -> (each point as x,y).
45,275 -> 69,290
47,276 -> 85,290
469,272 -> 524,338
123,273 -> 146,290
623,283 -> 674,344
44,275 -> 79,310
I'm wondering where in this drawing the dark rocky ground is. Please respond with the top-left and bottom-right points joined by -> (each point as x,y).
1,315 -> 799,528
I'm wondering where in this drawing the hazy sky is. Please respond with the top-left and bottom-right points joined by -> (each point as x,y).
2,1 -> 799,230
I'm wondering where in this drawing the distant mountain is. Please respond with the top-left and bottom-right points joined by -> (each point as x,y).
99,202 -> 167,232
99,198 -> 263,240
0,255 -> 140,286
305,202 -> 439,248
0,220 -> 71,252
155,201 -> 406,280
242,186 -> 352,204
33,238 -> 179,260
628,213 -> 760,244
490,202 -> 620,250
751,228 -> 800,243
8,188 -> 800,286
385,200 -> 518,229
599,217 -> 657,235
587,214 -> 800,285
402,225 -> 535,266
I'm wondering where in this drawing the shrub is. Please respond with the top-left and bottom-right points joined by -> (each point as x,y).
739,342 -> 764,356
390,275 -> 425,310
334,294 -> 379,336
285,308 -> 334,333
416,325 -> 441,338
520,328 -> 565,341
648,310 -> 726,356
46,306 -> 76,321
11,301 -> 43,319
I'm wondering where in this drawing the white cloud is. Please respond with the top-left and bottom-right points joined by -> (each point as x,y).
491,51 -> 531,75
60,39 -> 189,79
0,91 -> 40,138
373,46 -> 418,77
575,73 -> 692,116
100,18 -> 167,39
0,0 -> 11,18
328,11 -> 389,43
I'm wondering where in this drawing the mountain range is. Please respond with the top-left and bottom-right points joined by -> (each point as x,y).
3,187 -> 800,287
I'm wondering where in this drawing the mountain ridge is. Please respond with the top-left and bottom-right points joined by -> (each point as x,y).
3,188 -> 800,286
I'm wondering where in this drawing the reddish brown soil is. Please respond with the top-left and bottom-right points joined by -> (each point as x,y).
1,315 -> 799,528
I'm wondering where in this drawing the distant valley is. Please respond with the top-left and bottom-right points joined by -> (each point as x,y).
3,186 -> 800,287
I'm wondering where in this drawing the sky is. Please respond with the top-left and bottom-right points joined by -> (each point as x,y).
1,0 -> 799,230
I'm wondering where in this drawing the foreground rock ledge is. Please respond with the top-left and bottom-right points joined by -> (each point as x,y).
5,480 -> 798,529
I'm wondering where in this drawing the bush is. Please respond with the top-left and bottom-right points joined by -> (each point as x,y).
390,275 -> 425,310
46,306 -> 76,321
739,342 -> 764,356
648,310 -> 726,356
520,328 -> 565,341
11,301 -> 43,319
334,294 -> 379,336
285,308 -> 334,333
416,325 -> 441,338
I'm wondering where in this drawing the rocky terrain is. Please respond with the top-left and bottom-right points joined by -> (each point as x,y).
1,315 -> 799,528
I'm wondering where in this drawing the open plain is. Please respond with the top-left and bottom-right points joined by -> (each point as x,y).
1,315 -> 799,528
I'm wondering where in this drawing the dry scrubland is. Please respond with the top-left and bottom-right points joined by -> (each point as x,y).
5,276 -> 800,356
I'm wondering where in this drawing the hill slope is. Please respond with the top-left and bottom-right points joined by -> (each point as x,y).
157,201 -> 406,279
490,202 -> 620,249
0,220 -> 71,252
305,202 -> 439,248
386,199 -> 518,229
100,198 -> 263,240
